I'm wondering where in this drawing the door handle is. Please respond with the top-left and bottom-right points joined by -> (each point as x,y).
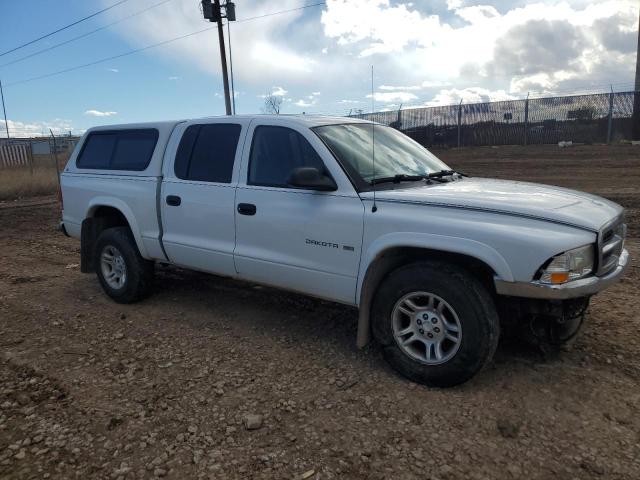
166,195 -> 181,206
237,203 -> 257,216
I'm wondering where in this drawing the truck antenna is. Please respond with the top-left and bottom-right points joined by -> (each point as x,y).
371,65 -> 377,213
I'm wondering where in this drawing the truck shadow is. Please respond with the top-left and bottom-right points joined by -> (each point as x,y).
150,264 -> 552,380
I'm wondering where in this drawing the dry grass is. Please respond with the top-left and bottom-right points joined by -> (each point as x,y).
0,152 -> 70,201
0,167 -> 60,201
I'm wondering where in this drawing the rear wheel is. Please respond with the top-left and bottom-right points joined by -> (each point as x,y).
94,227 -> 154,303
372,261 -> 499,387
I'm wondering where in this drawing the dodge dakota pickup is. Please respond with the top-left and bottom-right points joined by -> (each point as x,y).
60,115 -> 629,386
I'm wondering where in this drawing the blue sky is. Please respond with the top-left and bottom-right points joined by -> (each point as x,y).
0,0 -> 637,137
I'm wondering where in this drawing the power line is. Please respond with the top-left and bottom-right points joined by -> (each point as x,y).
5,26 -> 215,88
0,80 -> 9,138
1,0 -> 325,69
234,2 -> 326,23
0,0 -> 176,69
4,2 -> 328,88
0,0 -> 130,58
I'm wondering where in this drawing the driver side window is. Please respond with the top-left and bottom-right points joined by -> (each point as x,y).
248,126 -> 325,188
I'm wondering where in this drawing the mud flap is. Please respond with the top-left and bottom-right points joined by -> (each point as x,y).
80,218 -> 98,273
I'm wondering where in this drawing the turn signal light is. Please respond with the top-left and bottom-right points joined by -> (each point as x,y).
549,272 -> 570,284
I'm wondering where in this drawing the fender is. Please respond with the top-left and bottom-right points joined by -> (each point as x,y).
357,232 -> 513,300
355,232 -> 514,348
86,197 -> 149,259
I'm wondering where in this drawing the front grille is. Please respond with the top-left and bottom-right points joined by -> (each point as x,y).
597,218 -> 625,276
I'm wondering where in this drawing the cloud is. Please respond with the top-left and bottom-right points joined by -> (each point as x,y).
321,0 -> 448,57
425,87 -> 517,106
379,81 -> 451,91
101,0 -> 318,87
168,76 -> 181,81
421,80 -> 452,88
294,91 -> 322,107
509,73 -> 571,95
320,0 -> 636,93
379,85 -> 422,91
85,110 -> 117,117
592,12 -> 637,54
271,86 -> 288,97
488,20 -> 586,77
0,118 -> 75,138
252,42 -> 315,73
100,0 -> 638,114
107,68 -> 119,73
479,2 -> 637,95
259,86 -> 288,99
367,91 -> 419,103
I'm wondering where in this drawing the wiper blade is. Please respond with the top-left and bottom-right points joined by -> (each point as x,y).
424,169 -> 468,182
426,169 -> 464,179
370,174 -> 426,185
369,170 -> 467,186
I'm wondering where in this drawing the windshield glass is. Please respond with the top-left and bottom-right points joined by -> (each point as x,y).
313,123 -> 450,184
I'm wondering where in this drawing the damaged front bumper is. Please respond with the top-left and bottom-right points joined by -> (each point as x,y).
494,249 -> 629,300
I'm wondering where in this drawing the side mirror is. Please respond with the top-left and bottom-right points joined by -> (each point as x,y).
287,167 -> 337,191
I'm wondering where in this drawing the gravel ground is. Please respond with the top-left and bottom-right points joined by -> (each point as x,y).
1,144 -> 639,479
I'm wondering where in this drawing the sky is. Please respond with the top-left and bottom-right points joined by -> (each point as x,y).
0,0 -> 638,137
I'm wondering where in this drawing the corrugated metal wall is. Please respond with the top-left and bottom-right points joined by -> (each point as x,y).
0,143 -> 30,168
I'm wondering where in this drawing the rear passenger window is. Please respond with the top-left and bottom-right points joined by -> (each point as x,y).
76,129 -> 158,170
110,131 -> 158,170
248,126 -> 325,187
174,123 -> 241,183
77,133 -> 116,169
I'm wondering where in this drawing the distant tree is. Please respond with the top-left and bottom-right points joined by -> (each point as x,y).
262,93 -> 283,114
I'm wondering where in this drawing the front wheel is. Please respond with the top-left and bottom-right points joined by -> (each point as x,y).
372,261 -> 499,387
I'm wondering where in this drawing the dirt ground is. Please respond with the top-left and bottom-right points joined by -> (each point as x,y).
0,144 -> 639,480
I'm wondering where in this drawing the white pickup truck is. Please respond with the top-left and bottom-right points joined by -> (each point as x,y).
60,115 -> 629,387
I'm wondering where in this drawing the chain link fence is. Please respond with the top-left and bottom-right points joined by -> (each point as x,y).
352,91 -> 640,148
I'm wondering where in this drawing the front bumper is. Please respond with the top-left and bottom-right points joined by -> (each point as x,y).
494,249 -> 629,300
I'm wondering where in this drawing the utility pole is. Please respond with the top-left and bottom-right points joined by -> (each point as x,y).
633,5 -> 640,140
201,0 -> 236,115
214,0 -> 231,115
0,79 -> 9,139
227,21 -> 236,114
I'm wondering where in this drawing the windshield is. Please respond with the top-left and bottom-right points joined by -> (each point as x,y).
313,123 -> 450,185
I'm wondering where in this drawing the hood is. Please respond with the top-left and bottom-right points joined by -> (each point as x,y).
367,177 -> 623,232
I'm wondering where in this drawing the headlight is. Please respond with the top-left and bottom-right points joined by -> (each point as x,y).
539,245 -> 594,284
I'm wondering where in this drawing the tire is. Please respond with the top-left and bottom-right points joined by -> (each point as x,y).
93,227 -> 154,303
371,261 -> 499,388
